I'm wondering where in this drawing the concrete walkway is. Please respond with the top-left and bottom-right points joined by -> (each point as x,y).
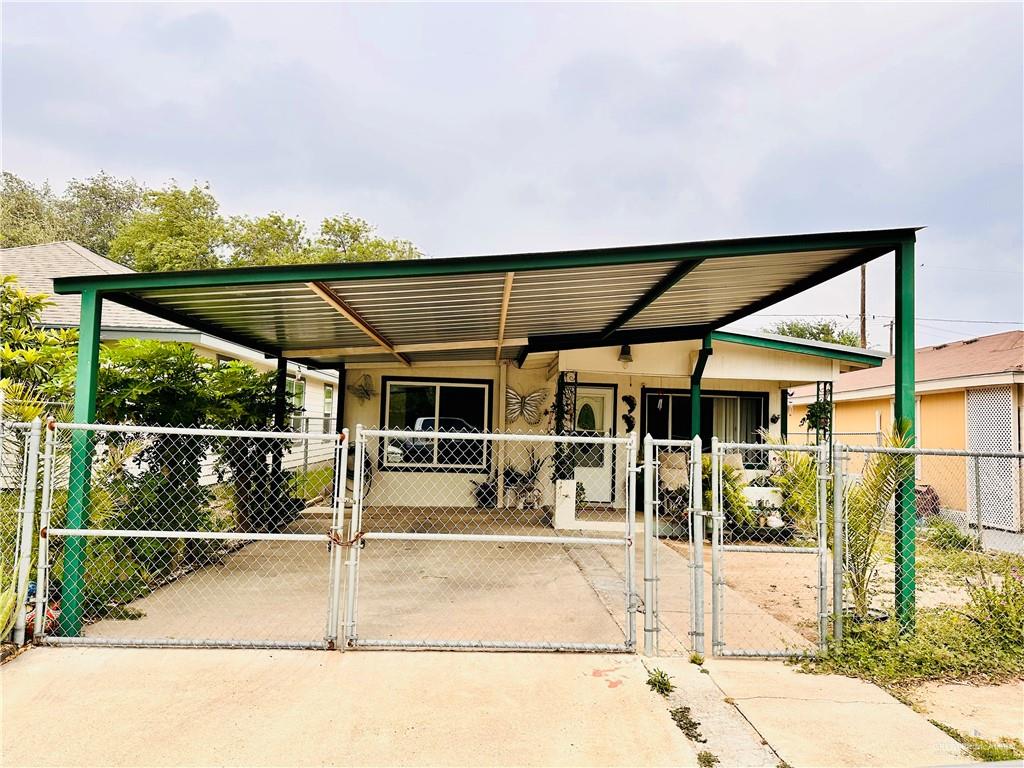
1,648 -> 698,767
704,658 -> 968,767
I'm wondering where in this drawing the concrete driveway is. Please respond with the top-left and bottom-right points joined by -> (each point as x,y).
1,648 -> 698,767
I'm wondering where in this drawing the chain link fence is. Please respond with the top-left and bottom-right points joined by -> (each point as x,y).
33,422 -> 344,648
838,444 -> 1023,635
345,428 -> 637,651
6,417 -> 1021,656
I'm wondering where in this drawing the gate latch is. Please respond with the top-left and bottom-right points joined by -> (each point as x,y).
328,530 -> 366,550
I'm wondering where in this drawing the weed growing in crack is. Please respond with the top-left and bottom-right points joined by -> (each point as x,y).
646,668 -> 674,696
697,750 -> 720,767
669,706 -> 706,743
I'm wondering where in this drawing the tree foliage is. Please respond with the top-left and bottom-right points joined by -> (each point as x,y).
0,275 -> 78,391
1,171 -> 144,255
2,170 -> 420,269
764,319 -> 860,347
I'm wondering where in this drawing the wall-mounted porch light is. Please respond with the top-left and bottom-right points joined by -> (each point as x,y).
618,344 -> 633,364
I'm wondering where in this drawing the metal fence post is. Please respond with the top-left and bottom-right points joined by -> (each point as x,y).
710,437 -> 722,655
691,434 -> 705,655
33,421 -> 56,639
326,428 -> 350,648
642,434 -> 656,655
832,444 -> 845,642
973,454 -> 984,550
13,418 -> 42,645
817,441 -> 829,649
343,425 -> 365,645
625,434 -> 638,650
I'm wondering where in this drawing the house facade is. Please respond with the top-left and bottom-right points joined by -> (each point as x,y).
341,332 -> 884,512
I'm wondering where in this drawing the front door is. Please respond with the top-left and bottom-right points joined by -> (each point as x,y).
573,386 -> 615,503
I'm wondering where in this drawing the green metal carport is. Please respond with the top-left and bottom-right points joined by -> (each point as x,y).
53,227 -> 921,637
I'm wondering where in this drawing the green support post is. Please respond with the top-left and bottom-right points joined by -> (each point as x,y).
690,335 -> 713,439
59,290 -> 103,636
894,240 -> 917,633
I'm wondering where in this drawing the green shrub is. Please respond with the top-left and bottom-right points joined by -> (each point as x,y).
963,565 -> 1024,650
926,517 -> 977,552
701,455 -> 752,526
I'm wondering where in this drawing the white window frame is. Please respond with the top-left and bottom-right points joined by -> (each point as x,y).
286,378 -> 306,431
322,384 -> 334,433
383,379 -> 491,470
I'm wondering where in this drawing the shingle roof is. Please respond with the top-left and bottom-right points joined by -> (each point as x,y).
793,330 -> 1024,396
1,242 -> 182,331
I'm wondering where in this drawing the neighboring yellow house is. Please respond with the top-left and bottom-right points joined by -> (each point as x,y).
790,331 -> 1024,532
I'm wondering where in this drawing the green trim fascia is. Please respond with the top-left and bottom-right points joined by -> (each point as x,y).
53,228 -> 921,296
710,331 -> 884,367
599,258 -> 706,339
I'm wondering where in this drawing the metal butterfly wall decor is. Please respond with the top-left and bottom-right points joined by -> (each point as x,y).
505,387 -> 548,425
346,374 -> 377,402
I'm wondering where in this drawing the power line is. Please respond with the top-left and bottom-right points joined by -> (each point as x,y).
749,312 -> 1022,326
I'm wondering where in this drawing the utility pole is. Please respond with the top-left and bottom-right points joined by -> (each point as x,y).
859,264 -> 867,348
886,320 -> 895,355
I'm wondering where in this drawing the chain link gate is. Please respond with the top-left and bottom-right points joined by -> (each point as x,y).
643,436 -> 702,656
343,427 -> 637,651
32,422 -> 347,649
710,440 -> 829,657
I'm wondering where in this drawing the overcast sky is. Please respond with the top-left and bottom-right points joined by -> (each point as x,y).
3,2 -> 1022,348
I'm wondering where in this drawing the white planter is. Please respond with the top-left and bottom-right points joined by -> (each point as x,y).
744,487 -> 783,508
554,479 -> 578,529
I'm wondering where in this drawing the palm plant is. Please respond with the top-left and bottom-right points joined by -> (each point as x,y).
844,423 -> 914,620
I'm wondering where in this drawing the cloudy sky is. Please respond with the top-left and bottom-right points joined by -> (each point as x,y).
3,2 -> 1022,348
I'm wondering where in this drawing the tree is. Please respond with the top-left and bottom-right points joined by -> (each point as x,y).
313,214 -> 420,262
225,213 -> 310,267
0,172 -> 61,248
108,183 -> 226,271
57,172 -> 145,256
763,319 -> 860,347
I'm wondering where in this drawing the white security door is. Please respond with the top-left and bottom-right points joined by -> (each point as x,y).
573,386 -> 615,503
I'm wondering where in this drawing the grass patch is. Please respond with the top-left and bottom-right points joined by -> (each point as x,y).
696,750 -> 720,768
669,706 -> 706,743
689,652 -> 705,666
931,720 -> 1024,762
806,567 -> 1024,685
646,668 -> 674,696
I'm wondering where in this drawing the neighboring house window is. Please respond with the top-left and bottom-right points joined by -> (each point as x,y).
216,354 -> 237,365
322,384 -> 334,433
382,379 -> 489,469
286,378 -> 306,431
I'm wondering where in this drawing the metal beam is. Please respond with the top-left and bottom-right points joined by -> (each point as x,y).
525,325 -> 708,357
600,259 -> 705,339
495,272 -> 515,362
306,281 -> 410,366
274,358 -> 289,430
894,239 -> 917,633
690,335 -> 713,439
59,290 -> 103,637
53,228 -> 921,296
283,337 -> 529,359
